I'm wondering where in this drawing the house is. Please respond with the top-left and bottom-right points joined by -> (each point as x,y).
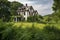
13,4 -> 38,22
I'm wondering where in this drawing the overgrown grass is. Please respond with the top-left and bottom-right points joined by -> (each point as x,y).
0,22 -> 60,40
13,22 -> 46,29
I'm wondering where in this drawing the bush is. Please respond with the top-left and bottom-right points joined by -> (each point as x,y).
43,25 -> 60,40
27,15 -> 43,23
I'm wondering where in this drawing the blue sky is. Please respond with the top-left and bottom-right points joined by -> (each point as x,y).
8,0 -> 53,16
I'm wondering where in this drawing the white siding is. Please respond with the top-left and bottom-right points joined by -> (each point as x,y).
23,11 -> 28,20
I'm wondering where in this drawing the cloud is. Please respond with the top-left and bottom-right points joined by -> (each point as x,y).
32,4 -> 53,16
8,0 -> 53,16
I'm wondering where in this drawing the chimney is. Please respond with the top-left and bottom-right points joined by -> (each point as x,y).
26,4 -> 27,6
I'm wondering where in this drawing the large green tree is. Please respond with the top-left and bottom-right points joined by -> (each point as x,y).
52,0 -> 60,13
0,0 -> 23,22
0,0 -> 11,21
10,1 -> 23,15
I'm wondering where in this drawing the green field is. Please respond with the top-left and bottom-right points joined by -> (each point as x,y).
6,22 -> 60,29
9,22 -> 60,29
13,22 -> 46,29
0,22 -> 60,40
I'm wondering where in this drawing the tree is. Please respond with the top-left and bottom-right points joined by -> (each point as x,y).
0,0 -> 23,22
0,0 -> 11,22
52,0 -> 60,13
10,1 -> 23,15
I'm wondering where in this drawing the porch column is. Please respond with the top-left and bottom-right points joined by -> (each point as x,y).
16,17 -> 17,22
25,11 -> 28,21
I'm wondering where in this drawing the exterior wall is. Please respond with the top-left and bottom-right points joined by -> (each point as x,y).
19,11 -> 28,20
24,11 -> 28,20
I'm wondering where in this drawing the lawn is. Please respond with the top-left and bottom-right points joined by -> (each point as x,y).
6,22 -> 60,29
13,22 -> 46,29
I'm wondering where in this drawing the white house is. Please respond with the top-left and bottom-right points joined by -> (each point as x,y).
13,4 -> 38,22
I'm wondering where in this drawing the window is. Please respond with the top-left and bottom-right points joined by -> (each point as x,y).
24,12 -> 25,15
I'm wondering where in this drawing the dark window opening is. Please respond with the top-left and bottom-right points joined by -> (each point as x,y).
24,12 -> 25,15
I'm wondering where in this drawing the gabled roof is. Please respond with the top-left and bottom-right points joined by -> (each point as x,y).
17,4 -> 34,11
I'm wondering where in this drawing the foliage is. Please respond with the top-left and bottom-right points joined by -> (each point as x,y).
0,22 -> 60,40
52,0 -> 60,13
10,1 -> 23,15
0,0 -> 23,22
0,0 -> 11,21
27,14 -> 43,23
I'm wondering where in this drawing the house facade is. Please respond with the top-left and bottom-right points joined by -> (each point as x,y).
13,4 -> 38,22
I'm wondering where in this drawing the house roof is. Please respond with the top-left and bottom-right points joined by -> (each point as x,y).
17,4 -> 38,14
17,4 -> 34,11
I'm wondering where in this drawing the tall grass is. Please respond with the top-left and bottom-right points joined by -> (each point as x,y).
0,22 -> 60,40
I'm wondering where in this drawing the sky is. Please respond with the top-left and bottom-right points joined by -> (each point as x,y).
8,0 -> 53,16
